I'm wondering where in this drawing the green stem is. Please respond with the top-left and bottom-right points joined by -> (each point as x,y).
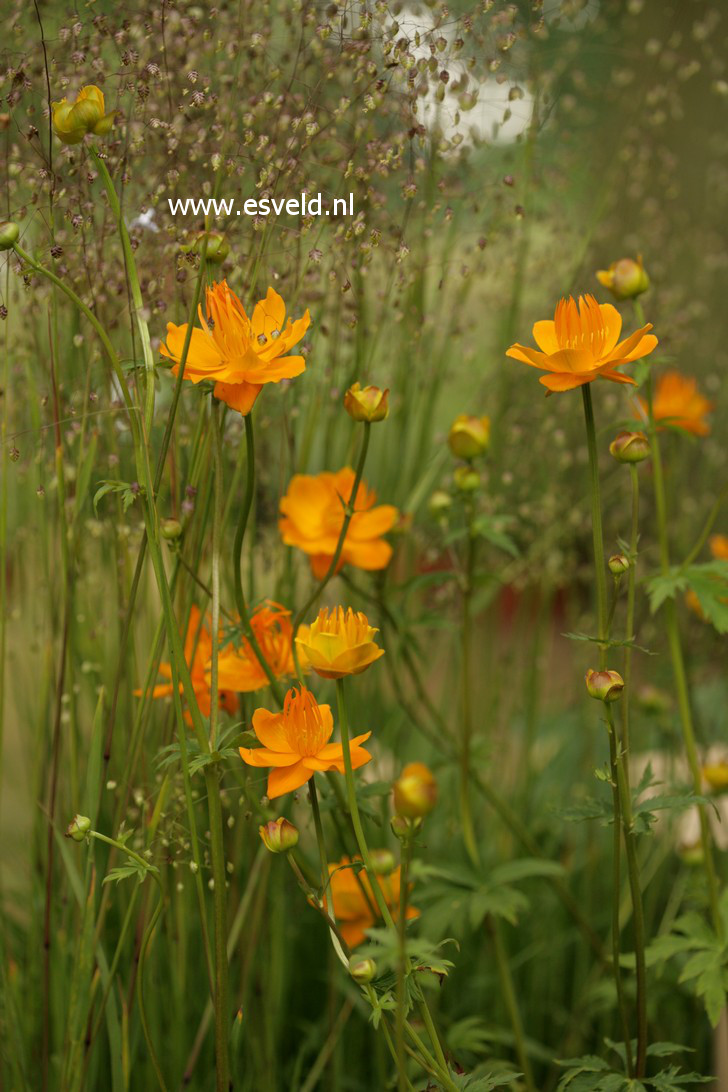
607,728 -> 634,1078
205,768 -> 230,1090
232,414 -> 284,702
487,916 -> 536,1092
581,384 -> 608,664
208,400 -> 231,1090
621,467 -> 639,757
607,708 -> 648,1077
88,833 -> 167,1090
460,493 -> 479,867
91,148 -> 156,434
335,679 -> 451,1081
397,841 -> 411,1092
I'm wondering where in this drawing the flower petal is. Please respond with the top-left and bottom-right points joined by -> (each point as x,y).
532,320 -> 560,354
252,708 -> 297,753
239,746 -> 301,768
539,372 -> 593,392
267,760 -> 311,798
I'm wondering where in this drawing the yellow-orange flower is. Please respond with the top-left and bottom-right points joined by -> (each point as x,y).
141,605 -> 237,721
637,370 -> 713,436
160,281 -> 310,415
506,294 -> 657,393
329,858 -> 419,948
709,535 -> 728,561
279,467 -> 398,579
239,686 -> 371,798
295,607 -> 384,679
216,601 -> 296,693
52,85 -> 116,144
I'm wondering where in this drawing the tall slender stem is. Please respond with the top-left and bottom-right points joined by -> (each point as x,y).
208,397 -> 230,1090
487,916 -> 536,1092
607,707 -> 648,1076
581,384 -> 607,664
232,414 -> 284,701
460,494 -> 479,866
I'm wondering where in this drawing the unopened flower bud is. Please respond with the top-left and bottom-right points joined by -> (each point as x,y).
369,847 -> 396,875
180,231 -> 230,263
259,817 -> 299,854
428,490 -> 452,519
608,553 -> 630,576
609,430 -> 650,464
52,85 -> 116,145
160,518 -> 183,541
453,466 -> 480,492
596,256 -> 649,300
448,414 -> 490,460
349,956 -> 377,983
390,813 -> 422,841
344,382 -> 389,423
585,668 -> 624,703
0,222 -> 19,250
66,814 -> 91,842
393,762 -> 438,819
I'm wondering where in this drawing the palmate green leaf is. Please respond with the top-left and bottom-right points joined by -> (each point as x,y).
562,631 -> 653,654
632,790 -> 716,834
102,861 -> 148,886
646,561 -> 728,633
645,909 -> 728,1026
552,797 -> 613,825
450,1070 -> 521,1090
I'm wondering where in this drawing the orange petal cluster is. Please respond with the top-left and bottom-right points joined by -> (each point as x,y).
239,687 -> 372,798
295,606 -> 384,679
216,601 -> 296,693
329,858 -> 419,948
141,605 -> 237,721
637,370 -> 714,436
160,281 -> 310,415
506,294 -> 657,393
279,467 -> 398,579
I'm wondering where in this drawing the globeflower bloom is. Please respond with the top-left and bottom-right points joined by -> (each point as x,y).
52,85 -> 116,144
295,607 -> 384,679
142,605 -> 238,721
239,686 -> 371,798
161,281 -> 310,415
279,468 -> 398,579
344,383 -> 390,422
329,858 -> 419,948
506,294 -> 657,393
215,601 -> 296,693
637,370 -> 714,436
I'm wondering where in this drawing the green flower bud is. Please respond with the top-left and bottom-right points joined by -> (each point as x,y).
66,815 -> 91,842
608,553 -> 630,576
180,231 -> 230,264
428,490 -> 452,519
368,848 -> 396,875
0,221 -> 20,250
596,256 -> 649,301
585,668 -> 624,703
609,430 -> 650,464
453,465 -> 480,493
259,817 -> 299,853
448,414 -> 490,460
349,956 -> 377,983
160,518 -> 183,541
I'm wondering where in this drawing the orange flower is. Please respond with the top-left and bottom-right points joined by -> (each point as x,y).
216,601 -> 296,693
239,686 -> 372,798
709,535 -> 728,561
279,467 -> 398,579
637,370 -> 714,436
141,605 -> 237,721
329,857 -> 419,948
295,606 -> 384,679
160,281 -> 310,415
506,294 -> 657,393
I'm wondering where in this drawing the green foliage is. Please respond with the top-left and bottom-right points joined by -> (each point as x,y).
646,894 -> 728,1027
646,562 -> 728,633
